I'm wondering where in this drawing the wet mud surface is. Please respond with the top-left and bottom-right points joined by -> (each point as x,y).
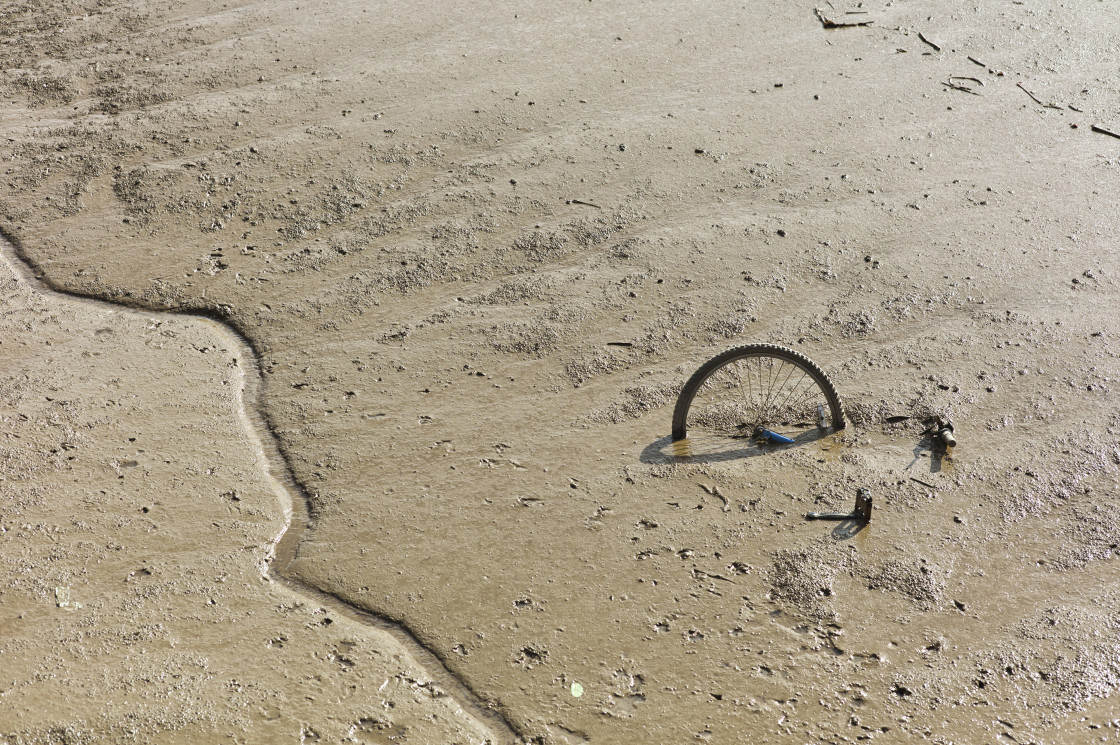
0,250 -> 499,743
4,0 -> 1120,742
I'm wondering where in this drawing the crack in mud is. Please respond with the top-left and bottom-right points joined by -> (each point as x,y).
0,230 -> 521,745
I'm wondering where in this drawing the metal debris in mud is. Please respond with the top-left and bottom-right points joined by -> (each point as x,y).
806,488 -> 873,523
925,414 -> 956,449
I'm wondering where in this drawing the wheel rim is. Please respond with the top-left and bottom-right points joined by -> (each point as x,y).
684,353 -> 834,442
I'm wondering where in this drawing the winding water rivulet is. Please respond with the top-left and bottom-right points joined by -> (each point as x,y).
0,233 -> 519,744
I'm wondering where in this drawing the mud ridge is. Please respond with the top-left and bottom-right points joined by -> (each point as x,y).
0,229 -> 522,745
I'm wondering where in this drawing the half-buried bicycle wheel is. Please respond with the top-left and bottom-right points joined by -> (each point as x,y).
671,344 -> 845,442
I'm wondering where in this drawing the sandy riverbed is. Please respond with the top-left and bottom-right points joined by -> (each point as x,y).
4,1 -> 1120,743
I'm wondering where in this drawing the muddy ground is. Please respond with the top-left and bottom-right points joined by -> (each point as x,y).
3,1 -> 1120,743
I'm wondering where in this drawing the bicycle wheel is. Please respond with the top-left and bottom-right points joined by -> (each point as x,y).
671,344 -> 844,442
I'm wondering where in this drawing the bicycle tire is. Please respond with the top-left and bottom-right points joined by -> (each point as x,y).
671,344 -> 845,441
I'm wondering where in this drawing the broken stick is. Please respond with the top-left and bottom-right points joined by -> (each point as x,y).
917,31 -> 941,52
1091,125 -> 1120,141
565,199 -> 602,209
815,8 -> 873,28
1016,82 -> 1061,110
942,81 -> 980,96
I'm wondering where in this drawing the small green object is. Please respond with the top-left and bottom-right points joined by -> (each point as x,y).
570,682 -> 583,698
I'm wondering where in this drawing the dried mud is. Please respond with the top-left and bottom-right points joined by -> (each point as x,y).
4,1 -> 1120,743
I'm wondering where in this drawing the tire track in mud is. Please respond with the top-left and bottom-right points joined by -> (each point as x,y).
0,231 -> 521,745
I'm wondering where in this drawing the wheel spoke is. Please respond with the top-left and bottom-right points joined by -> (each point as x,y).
768,361 -> 800,422
759,359 -> 791,426
759,356 -> 776,424
774,370 -> 814,420
733,359 -> 750,430
748,357 -> 764,427
786,383 -> 825,416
